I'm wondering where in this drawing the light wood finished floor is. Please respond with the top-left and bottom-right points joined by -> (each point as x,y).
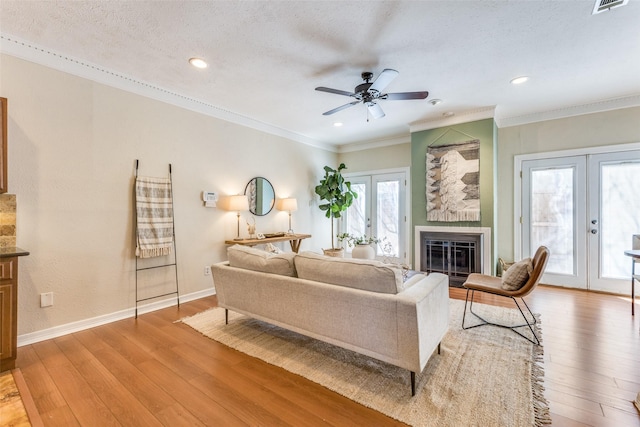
15,285 -> 640,426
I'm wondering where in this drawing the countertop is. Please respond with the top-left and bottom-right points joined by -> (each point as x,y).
0,247 -> 30,258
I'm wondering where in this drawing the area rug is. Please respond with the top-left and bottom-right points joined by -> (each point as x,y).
180,299 -> 550,426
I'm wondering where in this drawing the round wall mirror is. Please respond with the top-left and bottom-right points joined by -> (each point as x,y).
244,177 -> 275,216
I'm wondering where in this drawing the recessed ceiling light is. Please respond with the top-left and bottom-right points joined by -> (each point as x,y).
333,122 -> 343,127
429,99 -> 442,106
443,112 -> 455,117
189,57 -> 208,69
510,76 -> 529,85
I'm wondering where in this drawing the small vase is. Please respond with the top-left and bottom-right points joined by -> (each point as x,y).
352,244 -> 375,260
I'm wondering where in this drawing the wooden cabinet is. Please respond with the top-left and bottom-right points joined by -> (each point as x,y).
0,257 -> 17,371
0,249 -> 28,372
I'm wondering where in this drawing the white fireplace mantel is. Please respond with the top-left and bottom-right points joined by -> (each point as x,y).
414,226 -> 492,274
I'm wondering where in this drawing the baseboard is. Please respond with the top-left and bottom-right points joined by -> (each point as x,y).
17,288 -> 216,347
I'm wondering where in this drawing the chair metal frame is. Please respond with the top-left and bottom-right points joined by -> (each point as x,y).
461,246 -> 550,346
462,289 -> 540,345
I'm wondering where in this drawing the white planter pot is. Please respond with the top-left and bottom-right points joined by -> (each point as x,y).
352,244 -> 375,260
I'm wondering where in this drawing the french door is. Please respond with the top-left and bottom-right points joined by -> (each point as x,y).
521,150 -> 640,293
342,170 -> 409,264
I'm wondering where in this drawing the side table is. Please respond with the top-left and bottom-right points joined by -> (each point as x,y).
624,249 -> 640,315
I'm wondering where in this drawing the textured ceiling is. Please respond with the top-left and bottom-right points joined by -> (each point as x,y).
1,1 -> 639,148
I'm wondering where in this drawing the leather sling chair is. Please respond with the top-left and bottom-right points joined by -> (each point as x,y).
461,246 -> 550,345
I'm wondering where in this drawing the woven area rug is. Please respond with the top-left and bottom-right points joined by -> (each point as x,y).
180,299 -> 550,426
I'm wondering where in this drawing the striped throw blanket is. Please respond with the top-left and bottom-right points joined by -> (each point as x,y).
135,176 -> 174,258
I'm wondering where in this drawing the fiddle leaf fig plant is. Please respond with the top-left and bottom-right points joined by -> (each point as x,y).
315,163 -> 358,249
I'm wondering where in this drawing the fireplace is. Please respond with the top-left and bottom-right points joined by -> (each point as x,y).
415,227 -> 491,288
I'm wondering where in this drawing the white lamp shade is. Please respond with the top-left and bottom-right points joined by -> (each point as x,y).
227,195 -> 249,212
276,198 -> 298,212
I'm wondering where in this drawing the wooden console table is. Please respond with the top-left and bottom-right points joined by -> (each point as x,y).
225,233 -> 311,253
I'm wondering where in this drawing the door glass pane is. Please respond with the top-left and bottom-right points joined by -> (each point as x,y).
600,162 -> 640,279
531,168 -> 574,275
376,180 -> 399,257
346,183 -> 367,237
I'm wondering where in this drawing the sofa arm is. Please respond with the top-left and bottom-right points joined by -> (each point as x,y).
395,272 -> 449,372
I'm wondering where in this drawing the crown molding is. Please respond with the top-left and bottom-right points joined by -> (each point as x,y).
495,95 -> 640,128
5,33 -> 636,152
410,107 -> 496,133
0,33 -> 336,153
337,134 -> 411,153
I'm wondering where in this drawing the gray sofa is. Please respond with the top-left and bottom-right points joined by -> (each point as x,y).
211,245 -> 450,395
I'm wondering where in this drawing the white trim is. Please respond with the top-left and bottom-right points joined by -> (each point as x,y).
514,156 -> 523,261
0,33 -> 336,153
17,288 -> 216,347
513,141 -> 640,260
414,226 -> 492,274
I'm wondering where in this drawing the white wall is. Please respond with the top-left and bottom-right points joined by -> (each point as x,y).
496,107 -> 640,262
1,54 -> 336,336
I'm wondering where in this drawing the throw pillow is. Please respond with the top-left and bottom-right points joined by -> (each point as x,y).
227,245 -> 296,277
501,257 -> 533,291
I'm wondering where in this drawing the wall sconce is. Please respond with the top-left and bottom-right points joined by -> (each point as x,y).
276,198 -> 298,235
225,195 -> 249,240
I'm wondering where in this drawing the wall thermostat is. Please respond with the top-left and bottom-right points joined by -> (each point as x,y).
202,191 -> 217,207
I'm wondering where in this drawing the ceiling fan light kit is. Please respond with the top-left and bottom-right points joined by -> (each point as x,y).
315,69 -> 429,120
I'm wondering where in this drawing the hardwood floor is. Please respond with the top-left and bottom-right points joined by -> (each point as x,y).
14,285 -> 640,426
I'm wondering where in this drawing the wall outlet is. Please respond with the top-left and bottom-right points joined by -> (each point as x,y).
204,266 -> 211,276
41,292 -> 54,307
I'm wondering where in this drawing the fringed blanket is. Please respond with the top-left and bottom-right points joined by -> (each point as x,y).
135,176 -> 174,258
426,140 -> 480,222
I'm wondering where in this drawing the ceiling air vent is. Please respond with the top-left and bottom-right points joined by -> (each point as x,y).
592,0 -> 629,14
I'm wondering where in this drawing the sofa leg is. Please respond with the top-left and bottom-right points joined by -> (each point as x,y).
438,342 -> 441,354
410,371 -> 416,396
225,309 -> 228,325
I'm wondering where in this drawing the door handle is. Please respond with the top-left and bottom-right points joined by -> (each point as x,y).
591,229 -> 598,234
591,219 -> 598,225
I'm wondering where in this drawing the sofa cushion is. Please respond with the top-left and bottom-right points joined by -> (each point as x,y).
227,245 -> 296,277
501,257 -> 532,290
294,251 -> 403,294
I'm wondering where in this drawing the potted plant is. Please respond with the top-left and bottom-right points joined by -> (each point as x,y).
337,233 -> 381,259
315,163 -> 357,257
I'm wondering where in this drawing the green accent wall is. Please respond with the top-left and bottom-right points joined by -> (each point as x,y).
411,118 -> 496,271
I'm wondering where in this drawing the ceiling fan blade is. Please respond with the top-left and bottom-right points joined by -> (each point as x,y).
369,68 -> 399,93
367,103 -> 385,119
322,101 -> 360,116
385,91 -> 429,100
315,87 -> 355,97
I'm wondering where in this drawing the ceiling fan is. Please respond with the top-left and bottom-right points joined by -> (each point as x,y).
315,69 -> 429,119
